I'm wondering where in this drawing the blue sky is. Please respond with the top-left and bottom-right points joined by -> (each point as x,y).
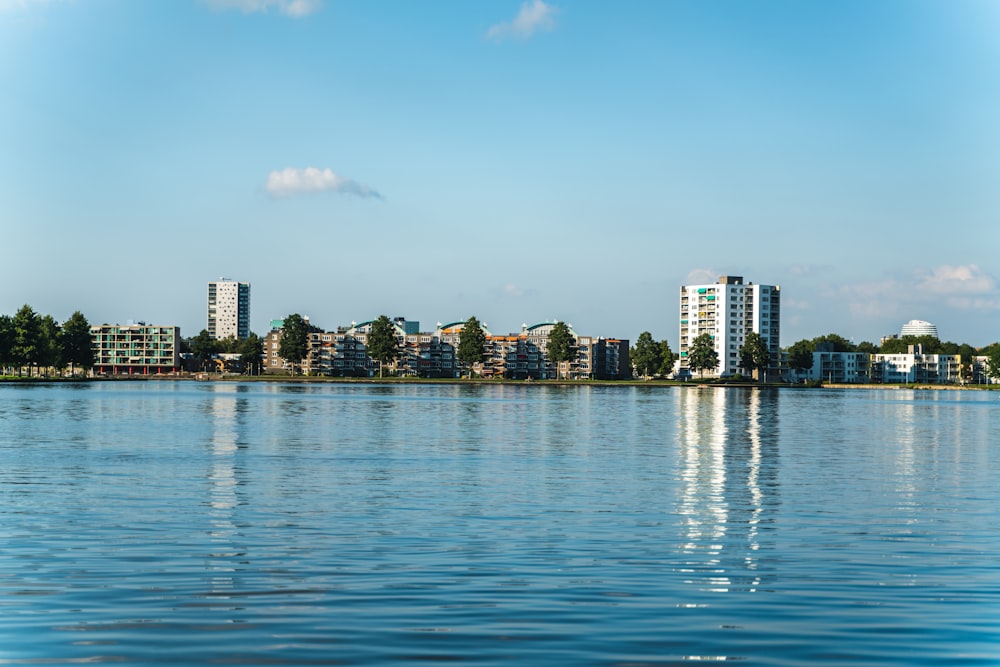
2,0 -> 998,346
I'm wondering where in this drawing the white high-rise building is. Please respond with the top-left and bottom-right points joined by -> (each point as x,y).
207,279 -> 251,340
679,275 -> 781,379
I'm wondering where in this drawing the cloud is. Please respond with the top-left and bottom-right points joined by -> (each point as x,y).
487,0 -> 558,41
0,0 -> 60,10
830,264 -> 1000,320
204,0 -> 322,18
503,283 -> 527,298
915,264 -> 996,295
684,268 -> 718,285
265,167 -> 383,199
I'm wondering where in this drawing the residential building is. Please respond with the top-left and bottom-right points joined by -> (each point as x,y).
91,323 -> 180,375
900,319 -> 938,338
871,345 -> 962,384
971,356 -> 997,385
679,275 -> 781,380
810,344 -> 871,384
480,322 -> 631,380
207,279 -> 251,340
261,315 -> 630,380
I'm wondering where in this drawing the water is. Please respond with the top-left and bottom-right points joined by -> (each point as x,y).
1,381 -> 998,665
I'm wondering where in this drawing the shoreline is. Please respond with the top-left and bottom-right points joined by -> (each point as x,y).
1,375 -> 995,391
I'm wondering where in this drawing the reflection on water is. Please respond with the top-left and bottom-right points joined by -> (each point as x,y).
0,382 -> 998,666
676,388 -> 779,594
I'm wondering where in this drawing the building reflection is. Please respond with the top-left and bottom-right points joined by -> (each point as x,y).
675,388 -> 780,593
205,383 -> 249,600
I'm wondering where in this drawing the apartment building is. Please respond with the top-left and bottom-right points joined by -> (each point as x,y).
479,322 -> 630,380
91,323 -> 181,375
262,316 -> 629,380
679,275 -> 781,380
872,347 -> 962,384
809,345 -> 871,384
207,279 -> 250,340
788,344 -> 964,385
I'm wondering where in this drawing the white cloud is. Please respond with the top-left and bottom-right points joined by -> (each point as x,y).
487,0 -> 558,41
830,264 -> 1000,320
503,283 -> 527,298
204,0 -> 322,18
265,167 -> 382,199
684,268 -> 717,285
915,264 -> 996,295
0,0 -> 61,11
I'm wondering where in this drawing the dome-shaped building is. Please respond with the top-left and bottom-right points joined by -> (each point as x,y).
900,319 -> 938,338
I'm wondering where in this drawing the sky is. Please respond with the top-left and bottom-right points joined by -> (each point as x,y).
2,0 -> 999,347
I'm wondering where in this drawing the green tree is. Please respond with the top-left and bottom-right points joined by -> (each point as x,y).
367,315 -> 399,378
216,336 -> 240,354
856,341 -> 878,354
12,304 -> 41,376
657,339 -> 676,377
631,331 -> 661,378
739,331 -> 770,382
190,329 -> 219,371
787,339 -> 814,375
279,314 -> 311,375
0,314 -> 13,374
38,315 -> 62,376
880,335 -> 942,355
546,321 -> 576,379
687,333 -> 719,379
239,332 -> 264,375
59,310 -> 94,374
456,316 -> 487,378
60,311 -> 95,375
811,333 -> 856,352
986,344 -> 1000,383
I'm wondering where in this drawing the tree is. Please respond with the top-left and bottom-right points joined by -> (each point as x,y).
279,314 -> 311,375
546,321 -> 576,379
239,333 -> 264,375
60,311 -> 95,375
38,315 -> 62,376
457,316 -> 487,378
880,335 -> 941,355
367,315 -> 399,378
687,333 -> 719,379
631,331 -> 661,378
12,304 -> 41,376
190,329 -> 219,371
986,344 -> 1000,383
811,333 -> 856,352
657,340 -> 677,377
0,314 -> 12,374
787,339 -> 814,375
856,341 -> 878,354
739,331 -> 770,382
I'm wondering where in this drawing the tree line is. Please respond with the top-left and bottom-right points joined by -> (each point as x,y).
0,305 -> 95,377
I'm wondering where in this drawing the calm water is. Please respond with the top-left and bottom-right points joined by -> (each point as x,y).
1,381 -> 998,666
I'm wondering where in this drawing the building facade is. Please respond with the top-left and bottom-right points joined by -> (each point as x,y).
207,279 -> 251,340
91,323 -> 181,375
871,349 -> 962,384
262,316 -> 629,380
788,344 -> 964,385
679,276 -> 781,379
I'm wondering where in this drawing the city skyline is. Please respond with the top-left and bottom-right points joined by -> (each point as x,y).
2,1 -> 998,346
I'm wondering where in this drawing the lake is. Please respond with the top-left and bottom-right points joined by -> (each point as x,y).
1,381 -> 998,666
